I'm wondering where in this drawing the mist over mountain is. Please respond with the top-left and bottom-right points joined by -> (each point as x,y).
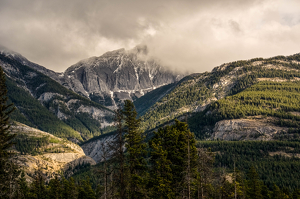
60,45 -> 183,109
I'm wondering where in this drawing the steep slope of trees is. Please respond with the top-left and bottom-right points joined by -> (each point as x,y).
134,82 -> 177,116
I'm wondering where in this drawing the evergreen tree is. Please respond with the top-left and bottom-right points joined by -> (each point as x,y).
30,169 -> 47,199
17,171 -> 30,199
261,184 -> 271,199
0,160 -> 20,199
110,105 -> 127,198
172,120 -> 198,197
148,126 -> 174,199
271,184 -> 283,199
77,186 -> 86,199
0,66 -> 15,158
123,100 -> 147,198
220,180 -> 235,199
61,177 -> 71,199
292,189 -> 300,199
67,177 -> 77,199
0,66 -> 19,199
246,166 -> 262,199
77,179 -> 96,199
96,140 -> 114,199
196,147 -> 214,199
48,175 -> 62,199
148,120 -> 198,198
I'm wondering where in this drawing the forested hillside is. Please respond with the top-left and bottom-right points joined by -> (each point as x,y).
189,80 -> 300,139
6,77 -> 83,141
0,53 -> 114,142
139,53 -> 300,138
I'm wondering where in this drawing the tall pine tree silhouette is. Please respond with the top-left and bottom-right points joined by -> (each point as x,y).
123,100 -> 147,198
110,105 -> 127,198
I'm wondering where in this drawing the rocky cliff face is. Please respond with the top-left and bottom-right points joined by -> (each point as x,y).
210,117 -> 288,141
62,46 -> 183,109
80,134 -> 115,163
10,122 -> 96,182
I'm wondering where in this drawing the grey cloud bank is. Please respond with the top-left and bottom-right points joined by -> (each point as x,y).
0,0 -> 300,73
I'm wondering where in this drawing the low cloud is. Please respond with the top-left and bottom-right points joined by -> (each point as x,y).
0,0 -> 300,73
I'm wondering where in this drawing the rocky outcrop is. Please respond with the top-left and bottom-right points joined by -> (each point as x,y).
38,92 -> 64,103
10,122 -> 96,182
81,134 -> 116,163
49,97 -> 114,129
14,153 -> 95,182
210,118 -> 288,141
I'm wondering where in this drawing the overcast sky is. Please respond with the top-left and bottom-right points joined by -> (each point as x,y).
0,0 -> 300,73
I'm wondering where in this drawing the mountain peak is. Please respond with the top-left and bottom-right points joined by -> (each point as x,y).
102,48 -> 126,57
62,45 -> 182,108
0,45 -> 25,60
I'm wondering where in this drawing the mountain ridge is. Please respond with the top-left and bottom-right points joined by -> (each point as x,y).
0,50 -> 114,142
0,45 -> 184,110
